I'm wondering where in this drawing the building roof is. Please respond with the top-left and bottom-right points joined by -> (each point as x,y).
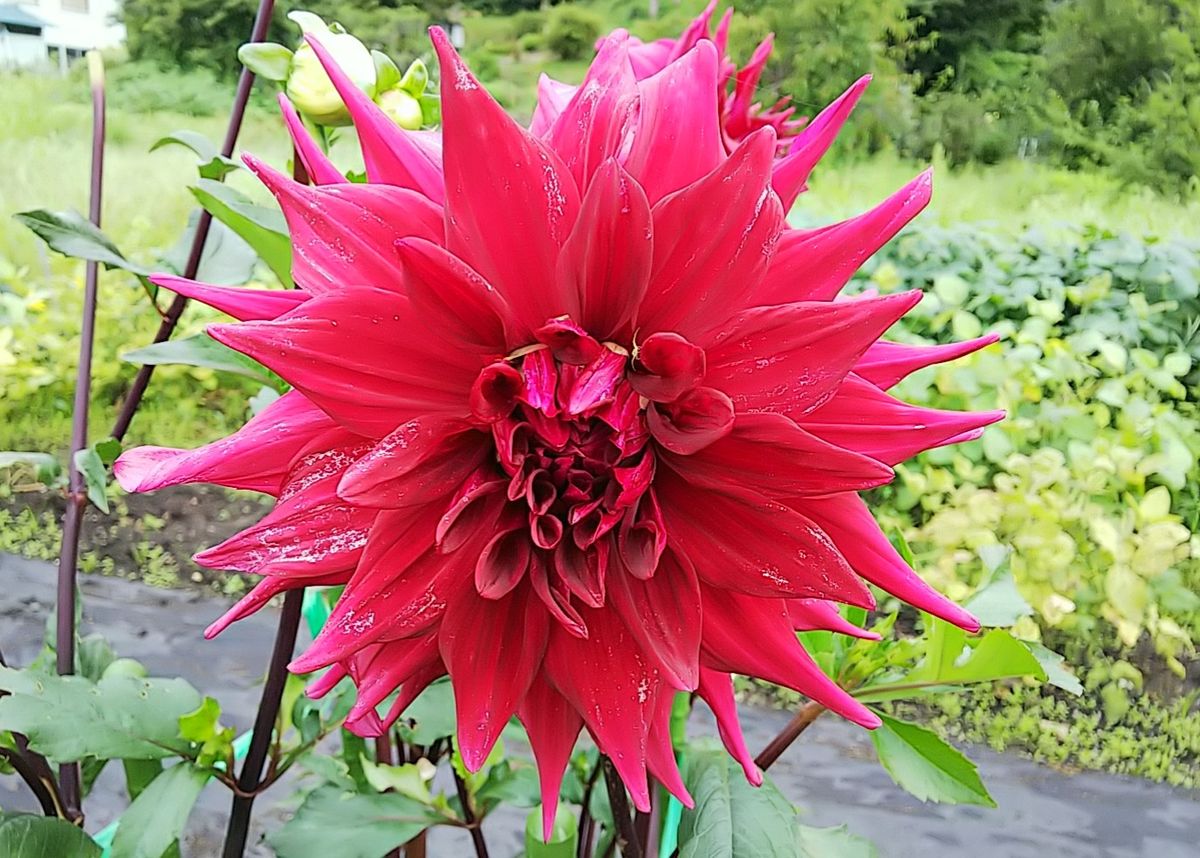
0,5 -> 44,30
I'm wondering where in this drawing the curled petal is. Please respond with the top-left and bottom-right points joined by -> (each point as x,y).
647,387 -> 734,455
535,317 -> 603,366
470,362 -> 525,423
629,332 -> 706,403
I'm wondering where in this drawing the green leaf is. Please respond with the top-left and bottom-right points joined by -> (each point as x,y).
0,813 -> 101,858
238,41 -> 294,81
373,50 -> 402,94
190,180 -> 292,287
178,696 -> 235,766
395,679 -> 456,746
94,437 -> 122,466
796,824 -> 879,858
476,759 -> 542,809
161,213 -> 258,287
869,714 -> 995,807
361,757 -> 433,803
123,759 -> 164,802
150,132 -> 241,181
676,747 -> 799,858
122,333 -> 283,389
14,209 -> 152,276
73,447 -> 109,513
110,762 -> 208,858
268,787 -> 440,858
0,667 -> 202,761
964,570 -> 1034,627
1023,642 -> 1083,695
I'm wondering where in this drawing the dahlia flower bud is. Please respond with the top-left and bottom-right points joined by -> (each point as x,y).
375,88 -> 424,130
284,11 -> 375,127
373,57 -> 432,130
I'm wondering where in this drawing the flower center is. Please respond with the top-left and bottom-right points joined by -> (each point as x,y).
464,325 -> 667,631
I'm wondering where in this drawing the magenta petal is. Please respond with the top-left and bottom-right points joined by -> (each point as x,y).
695,668 -> 762,786
624,41 -> 724,204
657,473 -> 875,607
245,155 -> 443,296
278,93 -> 346,186
559,158 -> 653,342
609,549 -> 701,690
518,674 -> 585,842
797,374 -> 1005,466
441,585 -> 549,771
661,411 -> 893,498
854,334 -> 1001,389
529,74 -> 578,138
788,599 -> 881,640
564,349 -> 626,416
545,607 -> 658,812
637,129 -> 783,339
432,28 -> 582,333
646,691 -> 694,808
535,317 -> 603,366
646,387 -> 735,455
771,76 -> 871,210
629,332 -> 706,403
114,391 -> 338,496
546,35 -> 639,190
756,171 -> 933,305
305,33 -> 444,201
799,493 -> 981,631
470,362 -> 525,423
150,274 -> 309,321
705,291 -> 923,418
701,586 -> 881,729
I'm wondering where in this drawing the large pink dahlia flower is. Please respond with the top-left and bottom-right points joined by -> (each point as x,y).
115,25 -> 1000,832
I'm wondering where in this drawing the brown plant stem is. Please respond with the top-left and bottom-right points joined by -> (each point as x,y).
0,747 -> 61,817
110,0 -> 277,442
375,733 -> 402,858
220,589 -> 304,858
601,757 -> 643,858
402,831 -> 428,858
53,50 -> 107,824
452,765 -> 490,858
576,756 -> 603,858
754,701 -> 826,771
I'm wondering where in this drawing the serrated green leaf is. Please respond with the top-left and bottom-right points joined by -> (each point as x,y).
869,714 -> 995,806
0,813 -> 101,858
110,762 -> 208,858
1022,641 -> 1083,695
122,333 -> 284,390
0,667 -> 202,761
677,747 -> 799,858
796,824 -> 878,858
190,180 -> 292,287
964,570 -> 1034,627
268,787 -> 439,858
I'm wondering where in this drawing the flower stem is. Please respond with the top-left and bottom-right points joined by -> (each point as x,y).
601,757 -> 643,858
110,0 -> 277,442
754,701 -> 826,771
53,49 -> 107,824
452,765 -> 490,858
220,589 -> 304,858
577,755 -> 603,858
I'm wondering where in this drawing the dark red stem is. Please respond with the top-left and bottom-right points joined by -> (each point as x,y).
110,0 -> 276,442
220,588 -> 304,858
53,51 -> 107,823
601,757 -> 643,858
452,765 -> 490,858
754,701 -> 826,771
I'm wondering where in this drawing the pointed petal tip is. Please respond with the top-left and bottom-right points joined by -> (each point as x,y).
858,709 -> 884,730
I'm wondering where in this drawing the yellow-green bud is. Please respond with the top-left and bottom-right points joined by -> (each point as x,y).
376,88 -> 424,130
285,11 -> 375,127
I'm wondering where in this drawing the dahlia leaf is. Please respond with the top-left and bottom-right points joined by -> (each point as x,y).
395,678 -> 457,746
0,668 -> 202,761
109,762 -> 207,858
963,569 -> 1036,628
190,180 -> 293,288
796,823 -> 879,858
122,333 -> 285,391
73,445 -> 110,513
0,813 -> 100,858
869,714 -> 995,807
268,786 -> 440,858
1021,642 -> 1084,696
14,209 -> 152,276
162,212 -> 258,287
151,131 -> 243,181
676,746 -> 799,858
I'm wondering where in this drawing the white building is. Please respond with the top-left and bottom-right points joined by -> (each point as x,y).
1,1 -> 124,71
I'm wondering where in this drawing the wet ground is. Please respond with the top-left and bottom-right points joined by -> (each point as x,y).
2,552 -> 1197,857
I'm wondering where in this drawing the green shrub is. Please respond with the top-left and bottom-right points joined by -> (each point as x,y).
543,5 -> 603,62
517,32 -> 544,54
466,49 -> 501,83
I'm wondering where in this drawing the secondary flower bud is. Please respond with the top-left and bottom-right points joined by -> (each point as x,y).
284,11 -> 375,127
375,87 -> 424,130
